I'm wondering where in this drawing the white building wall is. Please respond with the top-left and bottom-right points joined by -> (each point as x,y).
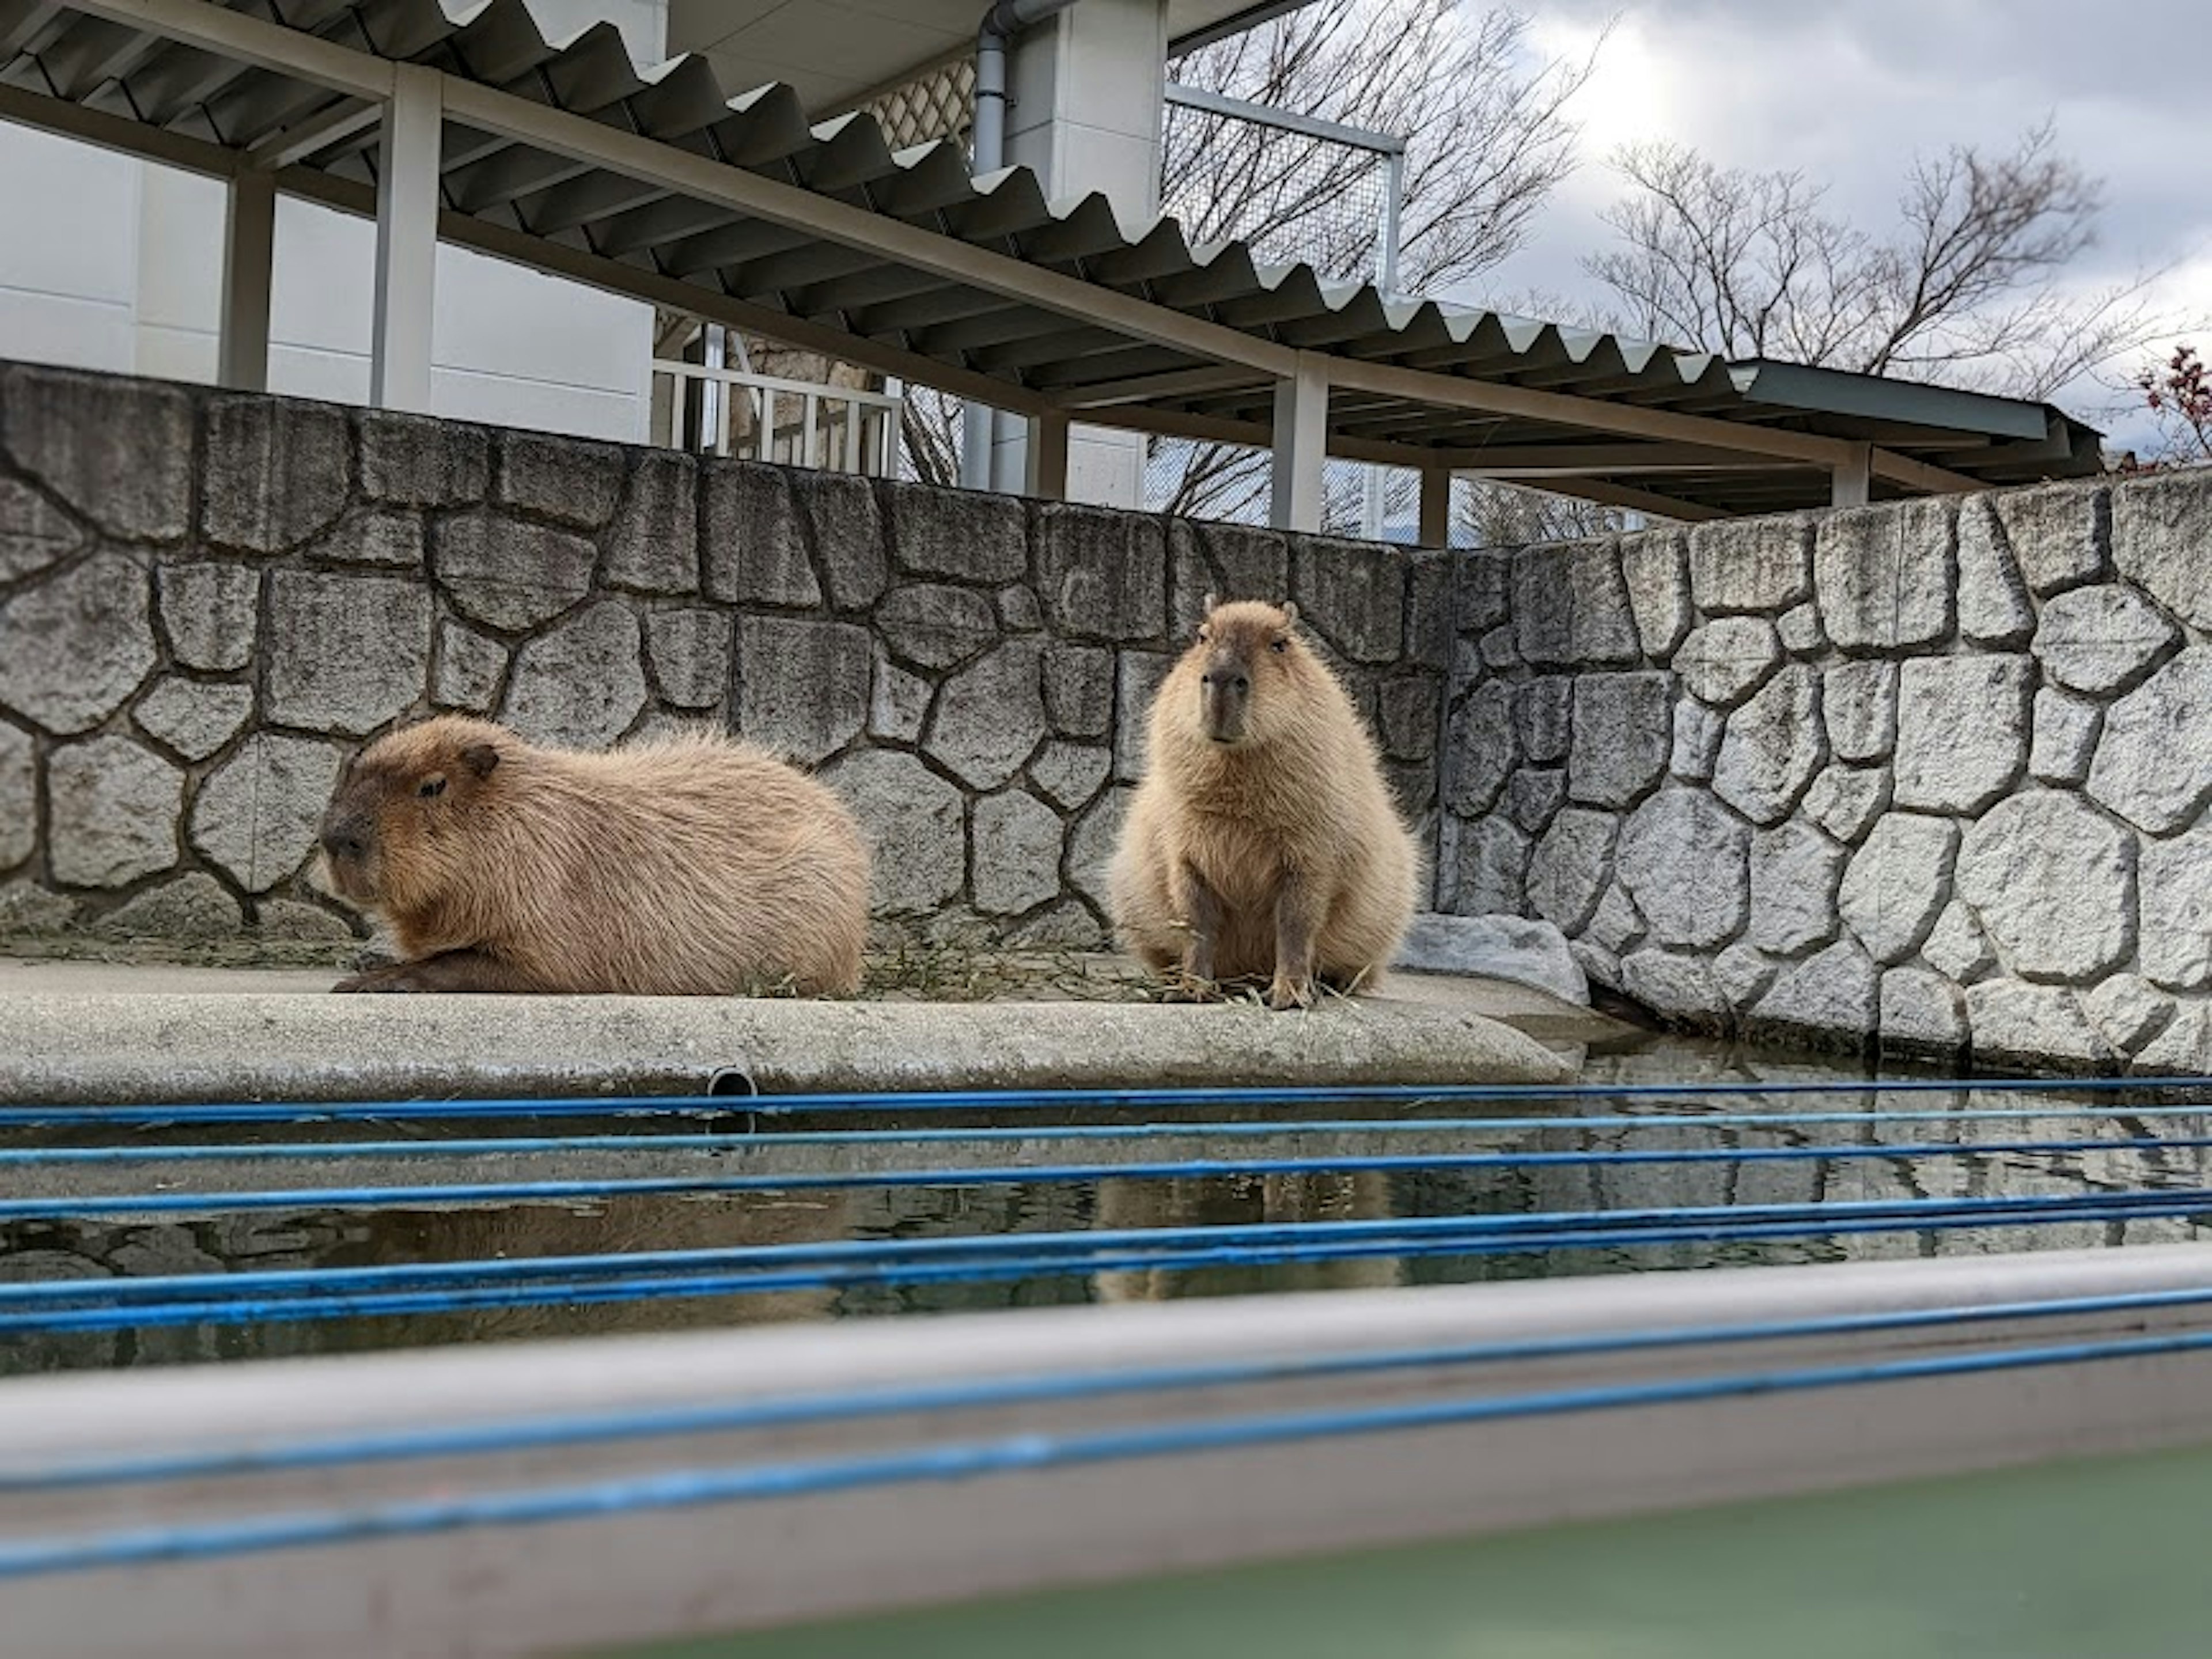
0,0 -> 668,443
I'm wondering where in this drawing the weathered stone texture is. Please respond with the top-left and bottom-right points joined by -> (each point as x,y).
1967,982 -> 2112,1068
1997,483 -> 2107,596
877,583 -> 998,671
0,478 -> 85,584
1618,789 -> 1749,949
1619,530 -> 1692,658
2083,975 -> 2175,1057
2113,472 -> 2212,630
1675,618 -> 1780,708
1777,602 -> 1824,656
1755,940 -> 1877,1035
1111,651 -> 1175,784
1445,681 -> 1516,816
1821,660 -> 1897,764
1953,498 -> 2035,647
1839,814 -> 1959,965
265,571 -> 431,736
502,602 -> 649,751
0,552 -> 155,733
1688,516 -> 1813,616
496,431 -> 624,529
972,789 -> 1063,915
2029,688 -> 2100,787
609,454 -> 704,597
1506,768 -> 1567,835
5,367 -> 192,540
319,510 -> 424,570
134,680 -> 252,762
1713,941 -> 1778,1010
1671,700 -> 1724,783
645,610 -> 732,709
1891,656 -> 2032,815
1442,816 -> 1531,916
1065,786 -> 1131,915
930,641 -> 1048,790
796,471 -> 888,612
359,411 -> 487,506
1566,672 -> 1671,809
92,872 -> 241,941
2032,585 -> 2176,696
1814,499 -> 1955,650
1802,764 -> 1889,846
1169,521 -> 1289,637
1514,678 -> 1573,766
433,622 -> 507,713
734,615 -> 869,764
882,483 -> 1027,583
2086,646 -> 2212,835
1030,740 -> 1109,812
1623,950 -> 1728,1022
868,646 -> 931,745
2138,827 -> 2212,992
1037,506 -> 1165,642
1922,900 -> 1996,985
823,748 -> 965,915
1713,666 -> 1824,826
203,398 -> 349,552
1526,808 -> 1615,933
434,513 -> 597,630
1513,539 -> 1638,668
1378,679 -> 1440,762
1293,538 -> 1403,662
1043,645 -> 1113,738
1747,821 -> 1843,955
1585,881 -> 1645,955
1880,967 -> 1967,1051
188,733 -> 339,892
0,720 -> 32,869
1956,791 -> 2134,983
1456,548 -> 1513,636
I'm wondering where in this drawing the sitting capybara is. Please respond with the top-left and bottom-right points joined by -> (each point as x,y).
1108,597 -> 1421,1009
317,715 -> 869,996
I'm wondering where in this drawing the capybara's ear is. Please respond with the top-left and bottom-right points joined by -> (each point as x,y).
1281,599 -> 1300,626
1201,590 -> 1218,618
461,743 -> 500,779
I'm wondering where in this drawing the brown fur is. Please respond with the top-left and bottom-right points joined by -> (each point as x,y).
318,715 -> 869,997
1107,597 -> 1422,1010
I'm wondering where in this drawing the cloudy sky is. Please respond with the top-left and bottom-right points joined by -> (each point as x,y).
1476,0 -> 2212,441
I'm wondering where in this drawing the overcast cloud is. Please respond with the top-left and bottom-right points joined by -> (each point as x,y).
1473,1 -> 2212,434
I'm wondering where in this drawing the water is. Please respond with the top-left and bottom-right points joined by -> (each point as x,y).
5,1033 -> 2209,1377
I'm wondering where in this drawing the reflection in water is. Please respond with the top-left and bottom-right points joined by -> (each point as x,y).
4,1034 -> 2209,1376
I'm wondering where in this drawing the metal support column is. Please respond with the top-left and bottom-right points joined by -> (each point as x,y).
1025,411 -> 1070,500
370,63 -> 442,413
1270,353 -> 1328,533
1831,442 -> 1873,508
216,168 -> 275,392
1419,465 -> 1453,548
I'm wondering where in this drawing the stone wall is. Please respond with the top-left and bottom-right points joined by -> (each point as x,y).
0,363 -> 1448,957
1439,474 -> 2212,1068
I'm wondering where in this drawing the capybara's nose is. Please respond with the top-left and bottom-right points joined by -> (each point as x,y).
321,824 -> 366,862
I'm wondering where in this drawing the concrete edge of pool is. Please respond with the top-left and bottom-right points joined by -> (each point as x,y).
0,982 -> 1589,1104
7,1243 -> 2212,1657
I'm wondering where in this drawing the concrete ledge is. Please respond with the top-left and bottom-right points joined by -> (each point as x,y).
0,991 -> 1575,1106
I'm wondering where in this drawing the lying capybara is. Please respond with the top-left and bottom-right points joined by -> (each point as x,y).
1108,597 -> 1422,1010
317,715 -> 869,996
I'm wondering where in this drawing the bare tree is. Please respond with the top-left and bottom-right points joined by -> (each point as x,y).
1584,121 -> 2162,400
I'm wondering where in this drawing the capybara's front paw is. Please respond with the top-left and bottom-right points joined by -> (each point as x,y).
1162,970 -> 1224,1003
1264,975 -> 1316,1012
330,964 -> 427,994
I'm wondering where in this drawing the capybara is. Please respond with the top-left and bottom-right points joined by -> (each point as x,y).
1108,597 -> 1422,1009
317,715 -> 869,996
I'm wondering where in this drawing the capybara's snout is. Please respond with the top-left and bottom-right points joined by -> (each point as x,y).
1199,652 -> 1252,743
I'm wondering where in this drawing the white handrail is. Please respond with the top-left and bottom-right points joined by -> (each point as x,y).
650,359 -> 903,478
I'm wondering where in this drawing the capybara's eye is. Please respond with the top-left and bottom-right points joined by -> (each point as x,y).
1270,637 -> 1288,653
418,775 -> 448,799
1196,627 -> 1210,643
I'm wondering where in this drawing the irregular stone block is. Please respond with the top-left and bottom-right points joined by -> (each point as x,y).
2135,1005 -> 2212,1077
1377,677 -> 1440,762
734,615 -> 869,765
359,411 -> 488,506
1619,529 -> 1691,659
1839,813 -> 1959,965
432,621 -> 507,713
1747,820 -> 1844,954
796,471 -> 888,612
1009,901 -> 1107,950
1513,538 -> 1638,668
1675,617 -> 1781,707
1567,672 -> 1671,808
1029,740 -> 1108,812
1713,665 -> 1825,826
254,898 -> 359,945
1457,548 -> 1513,635
188,733 -> 338,893
1956,791 -> 2134,983
0,720 -> 31,869
1622,949 -> 1728,1022
1293,537 -> 1403,662
134,679 -> 252,762
1038,506 -> 1165,642
883,482 -> 1028,583
596,452 -> 698,597
869,647 -> 930,744
1880,965 -> 1967,1051
1966,980 -> 2113,1068
1506,768 -> 1567,835
703,461 -> 820,606
2085,646 -> 2212,834
2083,975 -> 2175,1056
2029,688 -> 2100,786
0,881 -> 75,933
1527,807 -> 1616,933
320,509 -> 425,570
1822,660 -> 1897,764
202,397 -> 349,552
1585,880 -> 1645,954
1395,912 -> 1588,1003
972,788 -> 1064,915
1043,644 -> 1113,738
3,366 -> 191,540
502,602 -> 649,751
1688,514 -> 1813,616
1954,497 -> 2035,647
2138,825 -> 2212,991
0,552 -> 155,734
930,639 -> 1048,790
1997,482 -> 2107,597
1922,900 -> 1996,984
1444,680 -> 1517,816
1892,656 -> 2031,815
1671,700 -> 1724,782
2032,584 -> 2176,697
1813,499 -> 1956,651
434,512 -> 597,630
1713,941 -> 1778,1010
821,748 -> 966,915
157,562 -> 259,674
0,477 -> 85,584
1441,815 -> 1531,916
1755,940 -> 1878,1037
1111,650 -> 1175,783
645,609 -> 732,709
1569,938 -> 1622,991
1065,784 -> 1132,916
1619,789 -> 1750,949
877,582 -> 998,671
1404,548 -> 1453,669
2113,472 -> 2212,630
1169,521 -> 1292,636
91,872 -> 241,941
495,430 -> 624,529
997,585 -> 1042,632
1802,764 -> 1889,845
1514,677 -> 1573,766
1778,601 -> 1825,655
265,571 -> 430,737
1478,626 -> 1519,671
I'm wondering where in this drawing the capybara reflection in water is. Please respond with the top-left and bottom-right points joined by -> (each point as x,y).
318,715 -> 869,995
1108,597 -> 1422,1009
